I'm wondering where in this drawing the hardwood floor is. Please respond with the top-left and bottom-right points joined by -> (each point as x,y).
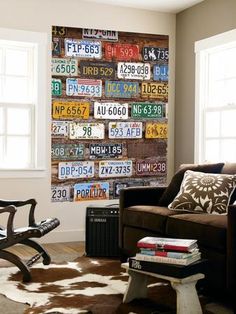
0,241 -> 85,267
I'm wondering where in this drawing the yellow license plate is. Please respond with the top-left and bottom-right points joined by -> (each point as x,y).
141,82 -> 168,99
52,101 -> 90,119
145,122 -> 168,139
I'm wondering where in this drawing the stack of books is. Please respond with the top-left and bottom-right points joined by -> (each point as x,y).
129,237 -> 201,273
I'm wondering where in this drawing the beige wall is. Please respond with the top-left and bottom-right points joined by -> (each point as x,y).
175,0 -> 236,169
0,0 -> 176,243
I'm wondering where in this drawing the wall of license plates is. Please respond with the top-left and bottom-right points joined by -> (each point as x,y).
51,26 -> 169,203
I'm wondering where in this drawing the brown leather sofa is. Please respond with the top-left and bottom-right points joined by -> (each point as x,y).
119,163 -> 236,305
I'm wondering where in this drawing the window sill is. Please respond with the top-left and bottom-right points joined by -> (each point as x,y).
0,168 -> 47,178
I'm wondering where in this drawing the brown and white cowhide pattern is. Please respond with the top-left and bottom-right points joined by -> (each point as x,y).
0,257 -> 175,314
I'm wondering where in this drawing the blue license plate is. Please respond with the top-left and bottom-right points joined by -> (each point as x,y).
153,64 -> 169,81
105,81 -> 139,98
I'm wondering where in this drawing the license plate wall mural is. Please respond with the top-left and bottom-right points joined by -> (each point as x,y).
51,26 -> 169,202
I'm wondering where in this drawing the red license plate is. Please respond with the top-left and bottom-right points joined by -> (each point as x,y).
104,43 -> 139,61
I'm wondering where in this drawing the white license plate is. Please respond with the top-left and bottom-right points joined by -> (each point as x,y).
108,122 -> 142,139
51,58 -> 78,76
51,186 -> 70,202
51,121 -> 69,137
99,160 -> 132,178
94,102 -> 128,119
64,39 -> 102,58
74,182 -> 110,201
82,29 -> 118,41
58,161 -> 94,179
66,78 -> 102,97
69,122 -> 105,139
117,62 -> 150,80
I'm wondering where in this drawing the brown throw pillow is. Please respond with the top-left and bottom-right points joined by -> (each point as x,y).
168,170 -> 236,215
158,163 -> 224,206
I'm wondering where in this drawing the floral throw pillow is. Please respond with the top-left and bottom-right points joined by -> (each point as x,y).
168,170 -> 236,215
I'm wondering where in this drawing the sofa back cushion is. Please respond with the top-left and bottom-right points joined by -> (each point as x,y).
158,163 -> 224,206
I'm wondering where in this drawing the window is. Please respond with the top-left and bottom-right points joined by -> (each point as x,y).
195,29 -> 236,163
0,28 -> 47,177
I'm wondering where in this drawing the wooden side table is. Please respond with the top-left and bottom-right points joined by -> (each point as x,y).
122,263 -> 204,314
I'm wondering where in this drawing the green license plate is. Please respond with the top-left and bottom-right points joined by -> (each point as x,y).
131,103 -> 164,119
51,79 -> 62,96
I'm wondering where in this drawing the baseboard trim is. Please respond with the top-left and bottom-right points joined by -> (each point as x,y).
39,229 -> 85,243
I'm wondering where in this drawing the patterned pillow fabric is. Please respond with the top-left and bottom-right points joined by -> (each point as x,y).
168,170 -> 236,215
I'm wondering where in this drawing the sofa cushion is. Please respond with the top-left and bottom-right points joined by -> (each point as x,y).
166,213 -> 227,252
221,163 -> 236,204
123,205 -> 184,234
158,163 -> 224,206
168,170 -> 236,214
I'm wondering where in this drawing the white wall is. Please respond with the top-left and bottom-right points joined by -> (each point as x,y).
0,0 -> 176,243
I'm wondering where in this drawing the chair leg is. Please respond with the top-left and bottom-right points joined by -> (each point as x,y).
20,238 -> 51,265
0,249 -> 31,282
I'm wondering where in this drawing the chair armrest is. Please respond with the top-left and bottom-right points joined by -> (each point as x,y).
227,204 -> 236,295
0,205 -> 17,237
0,199 -> 37,227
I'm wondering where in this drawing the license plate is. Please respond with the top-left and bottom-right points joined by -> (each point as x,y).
142,47 -> 169,61
153,64 -> 169,81
141,82 -> 168,99
58,161 -> 94,179
64,39 -> 102,59
99,160 -> 132,178
94,102 -> 128,119
104,43 -> 139,61
105,81 -> 139,98
89,143 -> 123,159
51,79 -> 62,96
117,62 -> 151,80
69,122 -> 105,139
74,182 -> 109,201
51,58 -> 78,76
79,61 -> 115,79
52,37 -> 61,56
52,26 -> 67,36
51,186 -> 70,202
51,143 -> 84,160
52,101 -> 90,119
108,122 -> 142,139
113,180 -> 144,198
66,78 -> 102,97
131,103 -> 164,119
145,122 -> 168,139
51,121 -> 69,137
136,159 -> 167,176
82,28 -> 118,41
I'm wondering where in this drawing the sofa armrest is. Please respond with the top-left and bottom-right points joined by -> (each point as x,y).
227,204 -> 236,296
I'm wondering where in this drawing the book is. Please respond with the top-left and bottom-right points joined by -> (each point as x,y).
135,252 -> 201,266
137,236 -> 198,252
128,257 -> 207,278
140,248 -> 199,259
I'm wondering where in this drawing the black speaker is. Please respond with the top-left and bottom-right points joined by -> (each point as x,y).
85,205 -> 119,257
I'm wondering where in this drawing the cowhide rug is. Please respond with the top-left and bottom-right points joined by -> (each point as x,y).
0,257 -> 221,314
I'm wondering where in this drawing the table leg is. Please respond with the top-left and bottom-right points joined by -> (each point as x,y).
123,269 -> 148,303
171,280 -> 202,314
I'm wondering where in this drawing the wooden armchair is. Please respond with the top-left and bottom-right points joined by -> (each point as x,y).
0,198 -> 60,282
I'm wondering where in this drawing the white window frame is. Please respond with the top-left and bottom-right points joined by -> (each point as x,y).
195,29 -> 236,163
0,28 -> 47,178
